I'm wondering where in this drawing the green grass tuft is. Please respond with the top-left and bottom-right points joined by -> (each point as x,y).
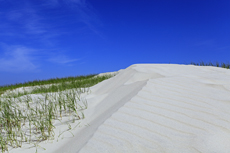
0,74 -> 114,152
0,74 -> 97,96
190,61 -> 230,69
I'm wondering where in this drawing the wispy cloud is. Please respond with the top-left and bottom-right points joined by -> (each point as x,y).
0,45 -> 39,72
48,54 -> 79,64
70,0 -> 103,37
0,0 -> 101,42
48,0 -> 102,36
194,39 -> 215,47
4,5 -> 45,35
0,0 -> 100,73
0,44 -> 79,72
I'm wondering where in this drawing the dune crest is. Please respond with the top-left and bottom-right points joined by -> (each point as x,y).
76,64 -> 230,153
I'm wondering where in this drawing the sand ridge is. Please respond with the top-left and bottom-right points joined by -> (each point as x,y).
78,64 -> 230,153
9,64 -> 230,153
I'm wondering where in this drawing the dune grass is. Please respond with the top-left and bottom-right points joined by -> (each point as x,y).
1,75 -> 113,98
190,61 -> 230,69
0,74 -> 97,96
0,74 -> 113,152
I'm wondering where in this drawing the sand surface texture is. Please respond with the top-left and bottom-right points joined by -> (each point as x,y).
10,64 -> 230,153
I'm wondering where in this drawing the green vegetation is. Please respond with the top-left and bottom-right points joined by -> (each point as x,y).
0,74 -> 96,96
0,74 -> 113,152
1,75 -> 112,98
190,61 -> 230,69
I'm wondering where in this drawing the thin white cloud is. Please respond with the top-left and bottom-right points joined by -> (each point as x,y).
0,0 -> 99,72
194,40 -> 214,47
42,0 -> 82,8
0,0 -> 102,44
1,0 -> 102,40
73,0 -> 103,37
0,45 -> 39,72
46,0 -> 102,36
48,54 -> 79,64
0,44 -> 81,72
43,0 -> 60,7
6,7 -> 46,35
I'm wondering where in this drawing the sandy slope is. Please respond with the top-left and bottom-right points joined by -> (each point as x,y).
78,64 -> 230,153
9,64 -> 230,153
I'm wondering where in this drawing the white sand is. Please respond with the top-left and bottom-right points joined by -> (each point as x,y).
8,64 -> 230,153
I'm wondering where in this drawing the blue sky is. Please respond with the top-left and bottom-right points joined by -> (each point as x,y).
0,0 -> 229,86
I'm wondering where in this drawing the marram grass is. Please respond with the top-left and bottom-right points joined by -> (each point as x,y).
0,74 -> 97,96
0,74 -> 113,153
190,61 -> 230,69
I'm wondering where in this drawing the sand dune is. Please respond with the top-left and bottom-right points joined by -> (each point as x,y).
10,64 -> 230,153
78,64 -> 230,153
